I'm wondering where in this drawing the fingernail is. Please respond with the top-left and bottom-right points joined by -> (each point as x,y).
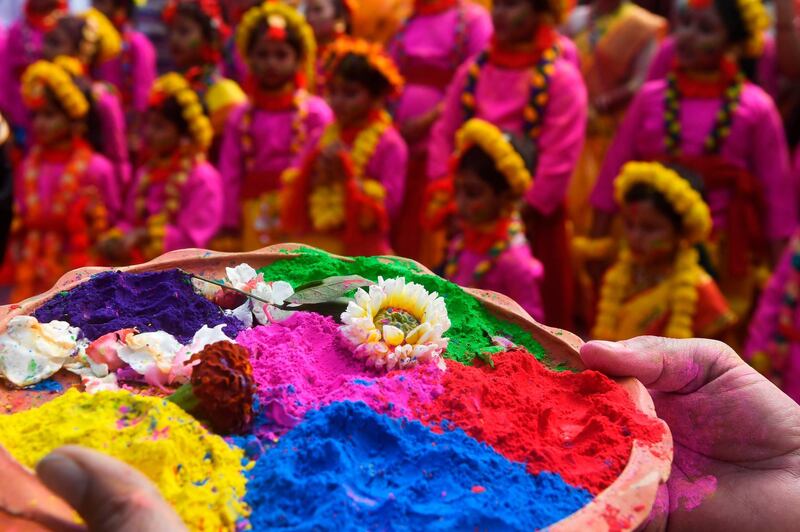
36,452 -> 88,510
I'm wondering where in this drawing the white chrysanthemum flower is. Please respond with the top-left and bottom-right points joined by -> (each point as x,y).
340,277 -> 450,372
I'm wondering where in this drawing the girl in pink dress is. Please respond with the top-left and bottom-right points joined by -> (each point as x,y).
43,11 -> 132,187
281,38 -> 407,256
98,73 -> 222,265
589,0 -> 794,325
444,119 -> 545,322
0,0 -> 68,146
218,2 -> 333,250
427,0 -> 588,329
3,59 -> 119,302
388,0 -> 493,262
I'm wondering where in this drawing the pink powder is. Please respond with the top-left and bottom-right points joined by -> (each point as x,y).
236,312 -> 444,434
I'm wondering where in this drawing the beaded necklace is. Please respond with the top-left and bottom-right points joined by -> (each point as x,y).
392,0 -> 467,71
462,43 -> 559,142
445,214 -> 525,283
134,152 -> 195,222
663,66 -> 744,156
241,89 -> 309,173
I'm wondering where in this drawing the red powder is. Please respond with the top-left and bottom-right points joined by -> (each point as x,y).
415,350 -> 665,495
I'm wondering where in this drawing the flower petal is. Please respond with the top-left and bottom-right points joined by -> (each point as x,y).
382,325 -> 405,347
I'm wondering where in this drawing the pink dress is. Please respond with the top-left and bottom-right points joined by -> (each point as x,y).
745,233 -> 800,402
590,79 -> 795,241
448,242 -> 545,322
218,93 -> 333,230
122,161 -> 223,251
93,84 -> 132,188
0,18 -> 45,132
95,28 -> 157,115
362,127 -> 408,225
646,35 -> 780,103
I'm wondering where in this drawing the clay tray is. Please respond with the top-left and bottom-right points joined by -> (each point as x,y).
0,244 -> 673,531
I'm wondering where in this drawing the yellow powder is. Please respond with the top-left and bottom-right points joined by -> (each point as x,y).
0,389 -> 250,531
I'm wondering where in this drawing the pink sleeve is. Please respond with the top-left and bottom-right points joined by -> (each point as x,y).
590,89 -> 647,213
132,32 -> 157,114
217,106 -> 245,230
427,63 -> 470,180
745,237 -> 795,357
494,247 -> 545,322
298,97 -> 334,166
750,94 -> 796,239
89,156 -> 122,222
646,37 -> 673,81
369,129 -> 408,223
96,87 -> 131,187
525,63 -> 587,215
465,6 -> 493,57
164,164 -> 224,250
558,36 -> 581,70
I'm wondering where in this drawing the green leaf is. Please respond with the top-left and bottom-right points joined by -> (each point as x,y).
285,275 -> 374,305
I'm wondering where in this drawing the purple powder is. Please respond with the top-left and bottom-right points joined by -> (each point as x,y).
34,270 -> 244,343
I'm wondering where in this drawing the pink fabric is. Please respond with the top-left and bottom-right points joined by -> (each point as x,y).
0,19 -> 45,130
590,79 -> 795,239
646,35 -> 780,102
364,125 -> 408,223
218,94 -> 333,228
95,28 -> 157,115
389,2 -> 492,150
13,152 -> 121,221
558,34 -> 581,70
93,84 -> 132,188
122,161 -> 223,251
745,233 -> 800,402
447,242 -> 545,322
427,48 -> 588,215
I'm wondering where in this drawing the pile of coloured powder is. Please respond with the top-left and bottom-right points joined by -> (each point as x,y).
237,312 -> 444,435
257,249 -> 546,365
0,389 -> 249,530
34,270 -> 244,343
244,400 -> 593,530
415,349 -> 666,495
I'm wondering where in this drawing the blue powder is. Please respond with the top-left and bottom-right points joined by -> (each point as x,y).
245,401 -> 592,530
33,270 -> 244,343
26,379 -> 63,392
353,379 -> 374,387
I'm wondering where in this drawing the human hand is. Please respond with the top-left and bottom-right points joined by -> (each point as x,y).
36,446 -> 186,531
580,337 -> 800,531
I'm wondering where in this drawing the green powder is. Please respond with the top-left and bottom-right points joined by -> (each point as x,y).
258,249 -> 548,365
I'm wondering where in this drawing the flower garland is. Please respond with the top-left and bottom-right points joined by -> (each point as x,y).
323,38 -> 405,98
592,246 -> 700,340
21,60 -> 89,119
664,65 -> 744,156
241,89 -> 309,173
614,161 -> 712,244
236,2 -> 318,91
454,118 -> 533,196
82,8 -> 122,65
462,43 -> 558,142
445,214 -> 526,283
149,73 -> 214,152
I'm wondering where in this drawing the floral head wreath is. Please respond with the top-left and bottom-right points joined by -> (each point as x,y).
237,2 -> 317,90
454,119 -> 533,197
149,73 -> 214,152
163,0 -> 230,40
82,8 -> 122,63
688,0 -> 769,56
614,161 -> 712,244
323,37 -> 404,97
21,59 -> 89,119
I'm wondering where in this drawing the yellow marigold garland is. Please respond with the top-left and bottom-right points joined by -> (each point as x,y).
83,8 -> 123,63
323,37 -> 404,97
150,73 -> 214,152
454,118 -> 533,196
21,60 -> 89,118
736,0 -> 770,57
236,1 -> 318,91
614,161 -> 711,244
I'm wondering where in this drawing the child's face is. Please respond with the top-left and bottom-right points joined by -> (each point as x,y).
455,168 -> 509,226
43,25 -> 77,61
168,13 -> 205,69
142,109 -> 182,157
248,37 -> 300,91
622,199 -> 680,264
304,0 -> 339,43
328,77 -> 378,128
492,0 -> 538,47
674,2 -> 730,71
31,95 -> 72,147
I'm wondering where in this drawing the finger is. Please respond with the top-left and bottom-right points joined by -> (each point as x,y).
580,336 -> 743,394
36,446 -> 186,532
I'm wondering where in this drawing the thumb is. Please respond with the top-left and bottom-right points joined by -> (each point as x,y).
36,446 -> 186,532
580,336 -> 744,394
